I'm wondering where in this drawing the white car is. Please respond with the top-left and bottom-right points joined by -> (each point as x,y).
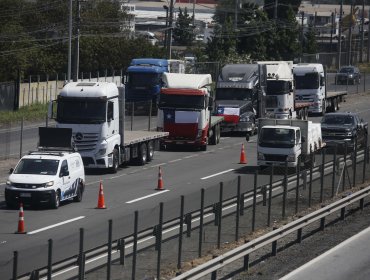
5,150 -> 85,209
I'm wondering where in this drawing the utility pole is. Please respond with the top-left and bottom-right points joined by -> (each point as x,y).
368,7 -> 370,63
234,0 -> 238,30
338,0 -> 343,69
360,0 -> 365,63
166,0 -> 174,59
330,12 -> 334,52
68,0 -> 73,82
73,0 -> 81,82
348,1 -> 354,65
301,11 -> 304,61
163,5 -> 168,49
274,0 -> 278,20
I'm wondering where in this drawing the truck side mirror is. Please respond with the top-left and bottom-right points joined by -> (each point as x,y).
301,136 -> 306,143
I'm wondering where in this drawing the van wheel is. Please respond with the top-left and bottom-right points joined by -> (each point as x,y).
110,148 -> 119,174
147,141 -> 154,161
136,143 -> 147,165
51,190 -> 60,209
73,184 -> 83,202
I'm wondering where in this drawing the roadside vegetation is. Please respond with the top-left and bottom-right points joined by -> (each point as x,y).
0,103 -> 48,124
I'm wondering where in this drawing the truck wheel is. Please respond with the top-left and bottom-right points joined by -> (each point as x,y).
136,143 -> 148,165
147,141 -> 154,161
216,124 -> 221,143
73,183 -> 83,202
209,127 -> 217,145
110,148 -> 119,174
51,190 -> 60,209
321,100 -> 326,116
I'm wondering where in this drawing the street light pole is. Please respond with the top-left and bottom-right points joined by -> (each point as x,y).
163,5 -> 168,49
166,0 -> 174,59
73,0 -> 81,82
67,0 -> 72,82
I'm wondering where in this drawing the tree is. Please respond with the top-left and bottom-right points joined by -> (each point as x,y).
303,24 -> 318,54
173,8 -> 194,46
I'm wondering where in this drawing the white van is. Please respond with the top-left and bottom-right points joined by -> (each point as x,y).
5,150 -> 85,209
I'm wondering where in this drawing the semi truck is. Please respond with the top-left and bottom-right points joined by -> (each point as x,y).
157,73 -> 224,151
257,61 -> 312,120
293,63 -> 347,115
125,58 -> 185,102
256,118 -> 324,168
214,63 -> 267,135
48,82 -> 169,173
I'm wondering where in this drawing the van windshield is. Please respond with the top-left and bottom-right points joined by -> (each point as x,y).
14,159 -> 60,175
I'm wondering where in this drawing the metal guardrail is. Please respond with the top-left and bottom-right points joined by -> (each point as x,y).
172,184 -> 370,279
17,149 -> 366,280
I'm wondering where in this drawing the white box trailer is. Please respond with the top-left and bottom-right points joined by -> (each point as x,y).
256,118 -> 324,168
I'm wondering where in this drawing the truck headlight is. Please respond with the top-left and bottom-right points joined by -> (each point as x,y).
96,148 -> 106,156
240,116 -> 250,122
196,129 -> 203,138
287,154 -> 296,162
257,152 -> 265,160
345,131 -> 353,136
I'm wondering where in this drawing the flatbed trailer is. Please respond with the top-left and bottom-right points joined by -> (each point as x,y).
208,116 -> 224,145
325,91 -> 347,112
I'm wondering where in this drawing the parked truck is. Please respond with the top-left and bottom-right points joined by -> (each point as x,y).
125,58 -> 185,102
256,118 -> 324,168
257,61 -> 312,120
48,82 -> 169,173
214,63 -> 267,135
157,73 -> 224,151
293,63 -> 347,115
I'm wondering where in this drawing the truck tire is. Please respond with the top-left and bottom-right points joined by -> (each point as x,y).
147,141 -> 154,161
216,124 -> 221,143
136,143 -> 148,165
109,148 -> 119,174
209,127 -> 217,145
51,190 -> 61,209
321,100 -> 326,116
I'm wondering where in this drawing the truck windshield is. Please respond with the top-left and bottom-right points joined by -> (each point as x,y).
57,98 -> 106,124
294,73 -> 319,89
128,73 -> 161,87
259,128 -> 295,148
14,159 -> 60,175
159,94 -> 205,109
216,88 -> 254,101
266,81 -> 290,95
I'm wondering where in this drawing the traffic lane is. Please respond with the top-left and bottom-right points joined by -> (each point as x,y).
280,226 -> 370,280
0,137 -> 268,277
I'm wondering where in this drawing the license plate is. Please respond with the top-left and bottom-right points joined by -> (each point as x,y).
20,193 -> 31,198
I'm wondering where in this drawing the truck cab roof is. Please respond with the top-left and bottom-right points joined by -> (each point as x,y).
293,63 -> 324,75
257,61 -> 293,81
59,82 -> 119,99
162,73 -> 212,89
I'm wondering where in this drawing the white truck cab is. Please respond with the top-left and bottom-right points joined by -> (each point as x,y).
5,127 -> 85,209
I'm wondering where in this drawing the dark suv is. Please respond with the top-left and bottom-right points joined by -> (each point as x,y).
335,66 -> 361,85
321,112 -> 368,150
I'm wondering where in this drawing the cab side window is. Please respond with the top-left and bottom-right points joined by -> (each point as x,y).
60,160 -> 69,177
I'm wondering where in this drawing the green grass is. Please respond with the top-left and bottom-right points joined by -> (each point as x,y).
0,103 -> 48,124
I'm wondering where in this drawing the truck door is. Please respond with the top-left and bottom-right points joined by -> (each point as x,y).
60,160 -> 71,200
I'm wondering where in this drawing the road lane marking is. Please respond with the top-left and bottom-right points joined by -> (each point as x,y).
184,155 -> 198,159
151,163 -> 167,168
126,190 -> 170,204
201,169 -> 234,180
169,159 -> 182,163
27,216 -> 85,235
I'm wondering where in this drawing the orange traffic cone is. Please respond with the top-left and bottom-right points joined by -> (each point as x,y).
239,143 -> 247,164
15,202 -> 26,234
96,181 -> 107,209
156,166 -> 165,190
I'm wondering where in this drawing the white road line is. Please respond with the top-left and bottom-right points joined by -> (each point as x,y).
27,216 -> 85,235
201,169 -> 234,180
169,159 -> 182,163
151,163 -> 167,168
184,155 -> 198,159
126,189 -> 170,204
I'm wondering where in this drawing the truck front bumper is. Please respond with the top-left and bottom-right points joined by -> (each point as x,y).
220,121 -> 253,133
161,138 -> 206,147
258,160 -> 297,168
